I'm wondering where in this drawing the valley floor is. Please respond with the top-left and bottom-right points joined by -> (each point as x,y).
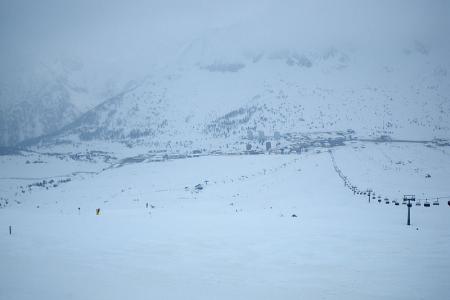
0,143 -> 449,300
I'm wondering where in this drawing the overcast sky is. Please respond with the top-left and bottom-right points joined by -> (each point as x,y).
0,0 -> 449,85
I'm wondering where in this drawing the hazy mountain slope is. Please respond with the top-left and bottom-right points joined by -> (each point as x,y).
31,38 -> 449,153
0,58 -> 136,147
2,0 -> 449,151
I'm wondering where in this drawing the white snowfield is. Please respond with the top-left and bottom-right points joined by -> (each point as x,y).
1,143 -> 449,300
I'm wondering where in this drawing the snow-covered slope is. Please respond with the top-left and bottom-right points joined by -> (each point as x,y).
1,146 -> 449,299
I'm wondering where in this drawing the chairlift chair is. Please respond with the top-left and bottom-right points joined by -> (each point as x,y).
424,199 -> 431,207
416,200 -> 421,206
433,198 -> 439,206
385,198 -> 390,204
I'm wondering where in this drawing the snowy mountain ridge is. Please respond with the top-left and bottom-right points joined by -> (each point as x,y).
19,40 -> 449,155
2,32 -> 449,154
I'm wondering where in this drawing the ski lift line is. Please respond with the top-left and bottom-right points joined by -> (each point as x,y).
329,150 -> 450,206
415,196 -> 450,201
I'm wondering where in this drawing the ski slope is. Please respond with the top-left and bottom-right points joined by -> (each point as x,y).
1,144 -> 449,300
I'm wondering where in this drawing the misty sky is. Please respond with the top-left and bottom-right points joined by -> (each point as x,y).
1,1 -> 449,58
0,0 -> 449,94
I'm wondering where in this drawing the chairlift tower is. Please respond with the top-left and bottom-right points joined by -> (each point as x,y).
404,195 -> 415,226
367,189 -> 372,203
